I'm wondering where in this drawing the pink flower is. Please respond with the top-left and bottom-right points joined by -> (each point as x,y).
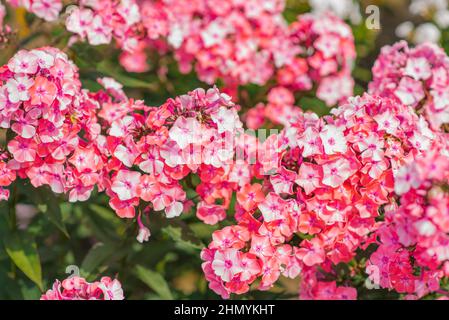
373,111 -> 400,135
312,281 -> 357,300
169,117 -> 202,149
197,202 -> 227,225
41,275 -> 124,300
212,249 -> 243,282
0,160 -> 16,187
211,106 -> 241,134
5,75 -> 33,103
66,8 -> 94,38
369,41 -> 449,130
317,74 -> 354,107
98,277 -> 125,300
356,134 -> 385,161
394,163 -> 421,195
111,170 -> 141,201
258,193 -> 285,223
319,125 -> 347,155
296,239 -> 325,267
404,57 -> 431,81
11,110 -> 37,139
296,162 -> 322,194
239,253 -> 261,282
136,175 -> 158,202
137,226 -> 151,243
86,15 -> 112,45
236,183 -> 265,211
29,76 -> 57,105
8,50 -> 39,74
297,126 -> 323,157
120,50 -> 150,73
31,0 -> 62,22
321,158 -> 352,188
395,77 -> 425,106
7,137 -> 36,163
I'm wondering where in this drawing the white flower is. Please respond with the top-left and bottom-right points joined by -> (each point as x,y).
395,21 -> 414,38
404,57 -> 432,80
211,106 -> 241,134
169,117 -> 202,149
137,226 -> 151,243
414,23 -> 441,44
5,76 -> 34,103
319,125 -> 347,155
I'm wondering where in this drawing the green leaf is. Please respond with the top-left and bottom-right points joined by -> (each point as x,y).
97,61 -> 156,90
27,187 -> 68,237
37,202 -> 68,238
85,203 -> 130,241
135,265 -> 173,300
162,224 -> 204,252
19,279 -> 42,300
3,231 -> 43,291
299,96 -> 329,117
80,242 -> 117,279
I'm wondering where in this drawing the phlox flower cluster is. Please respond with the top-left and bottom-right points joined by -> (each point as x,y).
0,46 -> 248,241
1,34 -> 448,300
0,47 -> 104,202
164,0 -> 288,87
201,93 -> 442,299
67,0 -> 289,86
369,40 -> 449,130
66,0 -> 142,51
3,0 -> 357,106
245,86 -> 305,130
6,0 -> 62,22
298,269 -> 357,300
367,144 -> 449,298
276,12 -> 356,106
94,84 -> 243,225
41,275 -> 124,300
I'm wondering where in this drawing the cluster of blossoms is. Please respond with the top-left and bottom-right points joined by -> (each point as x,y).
0,47 -> 249,250
201,93 -> 442,299
0,46 -> 248,240
276,12 -> 356,106
61,0 -> 289,84
41,276 -> 124,300
367,144 -> 449,298
0,47 -> 105,202
66,0 -> 143,55
244,86 -> 303,130
162,0 -> 289,87
369,40 -> 449,130
94,84 -> 243,228
68,0 -> 291,87
2,0 -> 356,106
3,0 -> 449,300
2,41 -> 449,299
6,0 -> 62,22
